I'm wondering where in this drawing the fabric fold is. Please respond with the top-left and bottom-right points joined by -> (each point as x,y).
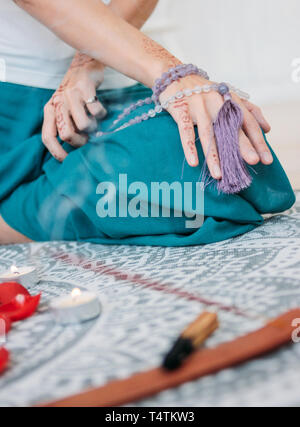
0,82 -> 295,245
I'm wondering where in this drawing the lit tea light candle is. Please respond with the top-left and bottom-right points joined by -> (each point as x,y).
11,265 -> 18,274
50,288 -> 101,324
0,265 -> 38,288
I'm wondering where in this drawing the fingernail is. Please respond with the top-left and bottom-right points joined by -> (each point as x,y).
213,165 -> 222,179
248,150 -> 259,163
99,107 -> 107,119
101,107 -> 107,117
261,152 -> 273,164
190,155 -> 198,166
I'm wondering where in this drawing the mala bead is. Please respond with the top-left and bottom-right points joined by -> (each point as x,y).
161,83 -> 249,110
112,97 -> 153,126
175,91 -> 184,99
203,85 -> 212,93
217,83 -> 230,96
152,64 -> 209,104
226,83 -> 250,100
184,89 -> 193,97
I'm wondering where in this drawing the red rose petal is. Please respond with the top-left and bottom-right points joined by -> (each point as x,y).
0,294 -> 41,322
0,282 -> 30,306
0,347 -> 9,374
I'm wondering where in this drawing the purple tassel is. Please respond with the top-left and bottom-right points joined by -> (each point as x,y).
213,84 -> 252,194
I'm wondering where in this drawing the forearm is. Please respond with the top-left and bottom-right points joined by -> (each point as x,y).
14,0 -> 179,87
109,0 -> 159,29
69,0 -> 159,77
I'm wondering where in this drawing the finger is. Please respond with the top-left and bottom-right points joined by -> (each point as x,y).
85,95 -> 107,120
42,102 -> 68,162
66,89 -> 97,133
237,100 -> 273,165
76,81 -> 107,119
239,129 -> 260,165
169,100 -> 198,167
196,105 -> 222,180
242,99 -> 271,133
55,103 -> 87,148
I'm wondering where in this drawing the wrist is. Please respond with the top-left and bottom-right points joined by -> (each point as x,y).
66,53 -> 105,88
138,37 -> 182,87
146,59 -> 183,87
151,64 -> 210,104
85,60 -> 106,87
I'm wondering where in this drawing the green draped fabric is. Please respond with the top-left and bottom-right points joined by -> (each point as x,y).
0,82 -> 295,245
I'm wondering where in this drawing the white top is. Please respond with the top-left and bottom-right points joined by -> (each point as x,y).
0,0 -> 135,90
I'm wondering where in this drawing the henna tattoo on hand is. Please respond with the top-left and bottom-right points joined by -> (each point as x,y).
142,37 -> 181,68
51,91 -> 68,139
173,100 -> 197,157
69,53 -> 95,70
68,53 -> 104,86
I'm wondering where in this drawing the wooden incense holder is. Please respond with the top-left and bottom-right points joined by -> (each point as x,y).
41,308 -> 300,407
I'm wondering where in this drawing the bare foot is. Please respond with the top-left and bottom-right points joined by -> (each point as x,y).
0,216 -> 33,244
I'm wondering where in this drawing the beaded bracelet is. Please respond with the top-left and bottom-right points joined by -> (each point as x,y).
109,82 -> 250,133
111,64 -> 251,130
112,64 -> 209,128
161,82 -> 250,110
152,63 -> 209,103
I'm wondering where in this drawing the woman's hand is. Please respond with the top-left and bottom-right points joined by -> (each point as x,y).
160,75 -> 272,179
19,0 -> 272,171
42,53 -> 107,161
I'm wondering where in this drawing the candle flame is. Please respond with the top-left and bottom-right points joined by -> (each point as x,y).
10,265 -> 19,274
71,288 -> 81,299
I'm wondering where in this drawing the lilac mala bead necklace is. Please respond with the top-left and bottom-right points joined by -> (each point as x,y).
95,64 -> 252,194
110,64 -> 209,128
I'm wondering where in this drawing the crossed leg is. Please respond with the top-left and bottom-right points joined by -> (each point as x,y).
0,216 -> 32,244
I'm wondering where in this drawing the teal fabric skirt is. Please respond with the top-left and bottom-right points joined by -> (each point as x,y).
0,81 -> 295,246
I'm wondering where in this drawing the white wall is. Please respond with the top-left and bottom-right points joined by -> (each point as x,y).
144,0 -> 300,105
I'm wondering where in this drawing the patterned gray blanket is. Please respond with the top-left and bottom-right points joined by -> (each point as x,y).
0,192 -> 299,407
